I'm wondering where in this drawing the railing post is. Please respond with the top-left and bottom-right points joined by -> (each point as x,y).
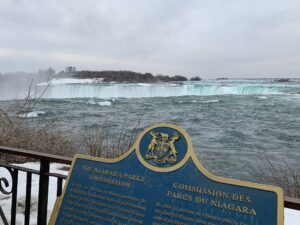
10,169 -> 18,225
37,160 -> 50,225
25,172 -> 32,225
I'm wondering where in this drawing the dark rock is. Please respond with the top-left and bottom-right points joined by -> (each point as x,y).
73,71 -> 188,83
275,78 -> 290,83
190,76 -> 201,81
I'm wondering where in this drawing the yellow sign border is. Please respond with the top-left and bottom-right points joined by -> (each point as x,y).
49,123 -> 284,225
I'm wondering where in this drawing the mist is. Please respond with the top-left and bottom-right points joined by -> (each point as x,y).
0,69 -> 55,100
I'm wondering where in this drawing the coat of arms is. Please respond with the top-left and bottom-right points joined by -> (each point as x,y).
146,131 -> 180,164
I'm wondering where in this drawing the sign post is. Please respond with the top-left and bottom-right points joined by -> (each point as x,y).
49,123 -> 284,225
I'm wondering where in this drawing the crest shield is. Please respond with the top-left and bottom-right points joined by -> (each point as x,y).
146,132 -> 179,164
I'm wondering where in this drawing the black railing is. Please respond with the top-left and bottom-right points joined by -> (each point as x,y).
0,146 -> 72,225
0,146 -> 300,225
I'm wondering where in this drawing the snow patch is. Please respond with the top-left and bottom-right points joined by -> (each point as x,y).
285,208 -> 300,225
136,83 -> 151,87
37,78 -> 100,86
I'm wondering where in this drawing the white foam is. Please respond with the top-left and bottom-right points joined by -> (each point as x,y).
178,100 -> 197,104
87,100 -> 96,105
98,101 -> 112,106
202,99 -> 219,103
87,100 -> 112,106
18,111 -> 46,118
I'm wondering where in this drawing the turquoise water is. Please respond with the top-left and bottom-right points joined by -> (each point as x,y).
1,79 -> 300,183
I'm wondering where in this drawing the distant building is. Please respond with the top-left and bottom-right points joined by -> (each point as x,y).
65,66 -> 76,73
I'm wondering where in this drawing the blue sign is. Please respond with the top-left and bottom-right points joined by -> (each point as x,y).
49,123 -> 284,225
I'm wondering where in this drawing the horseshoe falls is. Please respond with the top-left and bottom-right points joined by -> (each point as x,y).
42,80 -> 298,99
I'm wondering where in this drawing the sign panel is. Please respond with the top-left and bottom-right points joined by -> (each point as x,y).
49,123 -> 284,225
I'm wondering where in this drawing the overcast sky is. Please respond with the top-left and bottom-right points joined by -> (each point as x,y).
0,0 -> 300,78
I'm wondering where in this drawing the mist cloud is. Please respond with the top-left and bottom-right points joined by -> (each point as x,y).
0,0 -> 300,78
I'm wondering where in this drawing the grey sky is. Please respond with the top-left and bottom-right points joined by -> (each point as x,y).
0,0 -> 300,78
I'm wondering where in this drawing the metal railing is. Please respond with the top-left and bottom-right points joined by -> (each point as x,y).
0,146 -> 300,225
0,146 -> 72,225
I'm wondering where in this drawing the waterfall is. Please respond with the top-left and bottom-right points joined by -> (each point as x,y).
43,82 -> 290,99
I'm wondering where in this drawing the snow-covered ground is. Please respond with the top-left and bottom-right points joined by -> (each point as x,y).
0,162 -> 300,225
0,163 -> 68,225
286,208 -> 300,225
37,78 -> 103,86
